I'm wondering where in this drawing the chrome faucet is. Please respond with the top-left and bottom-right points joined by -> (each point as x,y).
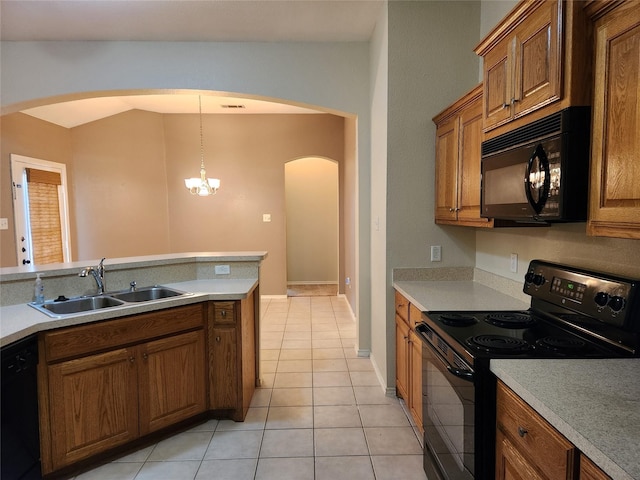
79,257 -> 106,294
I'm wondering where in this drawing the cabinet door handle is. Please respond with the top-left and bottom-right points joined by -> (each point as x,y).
502,102 -> 510,109
517,426 -> 528,437
143,353 -> 148,360
220,310 -> 227,317
129,356 -> 135,363
216,336 -> 221,342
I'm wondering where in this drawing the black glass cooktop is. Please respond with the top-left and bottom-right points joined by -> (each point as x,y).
423,310 -> 624,359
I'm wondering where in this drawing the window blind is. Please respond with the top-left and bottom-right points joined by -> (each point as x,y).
25,168 -> 64,264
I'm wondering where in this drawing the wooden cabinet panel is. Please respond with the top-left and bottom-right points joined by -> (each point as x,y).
408,329 -> 423,434
588,1 -> 640,238
395,314 -> 410,402
435,114 -> 459,222
434,85 -> 492,227
44,304 -> 205,362
513,0 -> 561,117
496,381 -> 575,479
395,290 -> 410,323
139,330 -> 206,435
47,347 -> 138,471
580,454 -> 612,480
476,0 -> 591,138
210,326 -> 238,409
208,292 -> 257,420
496,428 -> 545,480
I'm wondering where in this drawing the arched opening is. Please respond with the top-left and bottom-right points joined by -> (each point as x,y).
284,157 -> 339,296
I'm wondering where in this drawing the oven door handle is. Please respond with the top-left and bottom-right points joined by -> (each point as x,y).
416,324 -> 474,383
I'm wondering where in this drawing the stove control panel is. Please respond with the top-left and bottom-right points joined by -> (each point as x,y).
523,260 -> 639,329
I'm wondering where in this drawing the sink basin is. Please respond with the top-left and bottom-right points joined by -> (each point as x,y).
36,295 -> 125,315
108,286 -> 186,303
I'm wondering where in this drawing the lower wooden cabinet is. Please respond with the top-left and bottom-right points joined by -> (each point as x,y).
208,290 -> 257,421
495,380 -> 620,480
580,454 -> 612,480
38,304 -> 207,474
496,381 -> 576,479
394,291 -> 423,434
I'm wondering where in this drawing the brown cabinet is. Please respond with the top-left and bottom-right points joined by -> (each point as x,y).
587,0 -> 640,239
580,453 -> 612,480
394,291 -> 423,433
476,0 -> 592,138
496,381 -> 576,480
208,291 -> 257,421
433,84 -> 492,227
39,304 -> 207,474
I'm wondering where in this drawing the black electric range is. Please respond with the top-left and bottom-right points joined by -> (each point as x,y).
416,260 -> 640,480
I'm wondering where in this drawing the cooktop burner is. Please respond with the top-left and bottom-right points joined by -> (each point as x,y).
466,335 -> 530,354
439,313 -> 477,327
535,336 -> 588,355
484,312 -> 536,329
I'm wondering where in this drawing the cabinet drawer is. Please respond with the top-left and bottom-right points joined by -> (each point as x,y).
212,301 -> 236,324
44,304 -> 205,362
496,381 -> 575,479
395,291 -> 409,323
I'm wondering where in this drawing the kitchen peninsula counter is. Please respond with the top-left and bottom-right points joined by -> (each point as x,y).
492,359 -> 640,480
0,252 -> 266,347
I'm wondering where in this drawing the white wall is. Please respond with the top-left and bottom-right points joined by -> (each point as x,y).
372,1 -> 481,390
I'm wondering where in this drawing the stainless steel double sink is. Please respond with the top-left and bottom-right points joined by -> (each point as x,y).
29,286 -> 190,317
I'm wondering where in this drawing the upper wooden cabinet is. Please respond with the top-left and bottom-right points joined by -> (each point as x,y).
586,0 -> 640,239
434,84 -> 492,227
475,0 -> 593,139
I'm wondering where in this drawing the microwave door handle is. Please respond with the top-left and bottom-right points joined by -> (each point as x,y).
525,144 -> 550,214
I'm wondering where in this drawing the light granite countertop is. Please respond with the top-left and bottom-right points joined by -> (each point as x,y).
0,278 -> 258,347
393,280 -> 530,312
492,359 -> 640,480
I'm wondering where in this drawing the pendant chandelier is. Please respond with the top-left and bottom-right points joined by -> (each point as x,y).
184,96 -> 220,196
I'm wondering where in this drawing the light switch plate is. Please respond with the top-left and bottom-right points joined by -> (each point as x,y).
214,264 -> 231,275
430,245 -> 442,262
510,253 -> 518,273
0,218 -> 8,230
263,214 -> 271,222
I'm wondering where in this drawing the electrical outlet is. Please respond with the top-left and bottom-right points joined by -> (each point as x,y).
430,245 -> 442,262
510,253 -> 518,273
0,218 -> 8,230
263,214 -> 271,222
214,264 -> 230,275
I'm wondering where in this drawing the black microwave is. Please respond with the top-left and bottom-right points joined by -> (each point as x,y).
480,107 -> 591,223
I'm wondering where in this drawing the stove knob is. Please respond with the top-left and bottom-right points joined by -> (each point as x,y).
608,296 -> 625,312
594,291 -> 609,307
532,274 -> 545,286
524,272 -> 536,284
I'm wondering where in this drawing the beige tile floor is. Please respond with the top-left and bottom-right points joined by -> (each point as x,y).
71,295 -> 428,480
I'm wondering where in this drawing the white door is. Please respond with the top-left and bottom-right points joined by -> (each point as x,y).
10,154 -> 72,266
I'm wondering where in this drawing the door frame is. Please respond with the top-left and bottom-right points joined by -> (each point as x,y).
10,154 -> 72,265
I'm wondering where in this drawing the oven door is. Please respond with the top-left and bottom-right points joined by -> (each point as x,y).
417,324 -> 475,480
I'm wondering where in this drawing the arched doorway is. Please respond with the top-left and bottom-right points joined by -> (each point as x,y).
284,157 -> 339,296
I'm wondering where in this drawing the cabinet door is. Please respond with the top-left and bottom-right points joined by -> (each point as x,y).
483,35 -> 514,130
580,454 -> 612,480
496,429 -> 545,480
457,94 -> 485,223
395,315 -> 410,401
139,330 -> 206,435
434,115 -> 459,221
408,329 -> 423,434
588,3 -> 640,239
47,348 -> 138,470
210,327 -> 238,409
512,0 -> 561,118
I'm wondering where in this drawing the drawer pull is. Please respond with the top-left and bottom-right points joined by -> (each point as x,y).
518,426 -> 528,438
220,310 -> 227,317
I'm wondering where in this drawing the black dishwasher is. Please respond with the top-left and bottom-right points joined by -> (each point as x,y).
1,334 -> 42,480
